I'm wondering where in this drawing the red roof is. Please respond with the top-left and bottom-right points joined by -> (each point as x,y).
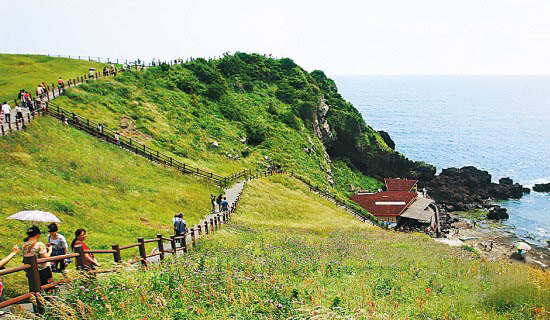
384,178 -> 418,192
350,191 -> 417,217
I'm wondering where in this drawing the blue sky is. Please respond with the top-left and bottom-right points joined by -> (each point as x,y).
1,0 -> 549,75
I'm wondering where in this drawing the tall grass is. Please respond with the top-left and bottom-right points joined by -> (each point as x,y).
42,177 -> 550,319
0,117 -> 218,298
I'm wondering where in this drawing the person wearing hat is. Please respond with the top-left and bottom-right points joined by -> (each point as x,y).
22,226 -> 53,286
47,223 -> 69,272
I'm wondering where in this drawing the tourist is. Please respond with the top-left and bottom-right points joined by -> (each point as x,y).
36,84 -> 44,97
97,123 -> 103,135
47,223 -> 69,272
22,226 -> 53,287
174,213 -> 188,235
71,229 -> 100,269
2,102 -> 11,124
115,132 -> 121,145
210,194 -> 216,212
472,219 -> 477,229
0,245 -> 19,300
58,77 -> 65,94
221,197 -> 229,212
103,67 -> 108,77
216,194 -> 223,212
15,104 -> 23,124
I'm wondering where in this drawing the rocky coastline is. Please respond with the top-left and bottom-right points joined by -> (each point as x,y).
421,166 -> 528,213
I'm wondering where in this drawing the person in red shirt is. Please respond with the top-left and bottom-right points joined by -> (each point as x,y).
70,229 -> 100,269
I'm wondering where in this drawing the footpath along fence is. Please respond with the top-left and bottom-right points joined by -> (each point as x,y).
0,170 -> 281,311
290,173 -> 379,225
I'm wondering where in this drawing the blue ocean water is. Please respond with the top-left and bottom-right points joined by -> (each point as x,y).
334,76 -> 550,246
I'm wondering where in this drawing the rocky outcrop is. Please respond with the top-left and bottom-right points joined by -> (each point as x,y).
377,131 -> 395,150
487,206 -> 509,220
313,97 -> 335,185
424,166 -> 525,211
533,183 -> 550,192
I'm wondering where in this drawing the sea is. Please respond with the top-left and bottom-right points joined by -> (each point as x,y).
334,75 -> 550,247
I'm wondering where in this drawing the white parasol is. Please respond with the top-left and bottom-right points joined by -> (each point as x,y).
7,210 -> 61,223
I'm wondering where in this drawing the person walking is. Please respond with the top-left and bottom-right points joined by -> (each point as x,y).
210,194 -> 216,212
0,245 -> 19,300
47,223 -> 69,273
58,77 -> 65,94
71,229 -> 100,269
216,194 -> 223,212
115,132 -> 121,145
15,104 -> 23,125
173,213 -> 187,245
221,197 -> 229,212
22,226 -> 53,287
2,102 -> 11,124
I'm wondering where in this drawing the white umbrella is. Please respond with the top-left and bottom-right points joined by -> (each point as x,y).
7,210 -> 61,223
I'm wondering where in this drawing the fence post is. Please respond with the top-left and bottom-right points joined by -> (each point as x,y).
181,233 -> 188,253
74,245 -> 85,270
170,235 -> 177,256
204,220 -> 209,234
212,218 -> 216,231
190,228 -> 196,247
1,125 -> 4,136
112,244 -> 122,263
23,254 -> 41,293
156,234 -> 165,260
138,238 -> 147,266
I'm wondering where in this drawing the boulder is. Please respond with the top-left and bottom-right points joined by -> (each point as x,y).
487,206 -> 509,220
533,183 -> 550,192
499,177 -> 513,185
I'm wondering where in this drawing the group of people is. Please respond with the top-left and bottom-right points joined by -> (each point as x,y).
210,193 -> 229,213
0,224 -> 99,300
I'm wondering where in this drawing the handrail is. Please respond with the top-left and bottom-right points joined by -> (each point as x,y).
119,243 -> 141,250
37,253 -> 79,263
83,249 -> 116,254
0,264 -> 30,276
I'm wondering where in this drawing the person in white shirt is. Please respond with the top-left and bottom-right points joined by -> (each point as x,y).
15,105 -> 23,124
47,223 -> 69,272
1,102 -> 11,123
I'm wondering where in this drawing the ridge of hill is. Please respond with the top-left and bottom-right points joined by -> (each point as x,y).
51,53 -> 434,199
0,54 -> 107,102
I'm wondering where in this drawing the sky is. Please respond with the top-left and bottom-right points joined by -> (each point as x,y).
2,0 -> 550,76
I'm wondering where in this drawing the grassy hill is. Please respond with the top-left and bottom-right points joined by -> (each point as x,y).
43,176 -> 550,319
50,53 -> 433,198
0,54 -> 106,102
0,116 -> 217,297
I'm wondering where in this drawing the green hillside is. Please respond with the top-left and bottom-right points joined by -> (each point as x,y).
51,53 -> 433,198
44,176 -> 550,319
0,117 -> 217,297
0,54 -> 106,102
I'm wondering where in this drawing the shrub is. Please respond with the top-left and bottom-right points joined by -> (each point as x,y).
245,122 -> 267,146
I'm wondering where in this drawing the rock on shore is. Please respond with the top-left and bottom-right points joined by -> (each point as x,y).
533,183 -> 550,192
423,166 -> 526,211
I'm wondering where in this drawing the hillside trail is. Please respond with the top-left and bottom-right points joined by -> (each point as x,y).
146,181 -> 245,264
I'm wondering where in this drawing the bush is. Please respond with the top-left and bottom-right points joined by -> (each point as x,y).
245,122 -> 267,146
205,82 -> 227,100
275,82 -> 295,104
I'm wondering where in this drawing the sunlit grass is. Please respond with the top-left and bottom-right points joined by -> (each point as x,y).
0,117 -> 217,298
0,54 -> 106,102
42,177 -> 550,319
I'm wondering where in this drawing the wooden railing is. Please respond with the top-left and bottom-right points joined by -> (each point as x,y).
290,172 -> 380,225
0,173 -> 258,310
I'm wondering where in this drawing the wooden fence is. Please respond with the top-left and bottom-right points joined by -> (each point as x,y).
0,172 -> 259,310
290,173 -> 380,225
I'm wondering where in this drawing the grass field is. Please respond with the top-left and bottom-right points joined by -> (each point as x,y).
41,176 -> 550,319
0,116 -> 218,298
0,54 -> 106,102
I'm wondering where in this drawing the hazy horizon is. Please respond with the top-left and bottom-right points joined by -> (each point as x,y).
2,0 -> 550,77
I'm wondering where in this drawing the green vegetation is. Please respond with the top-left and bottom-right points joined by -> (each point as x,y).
43,176 -> 550,319
0,54 -> 106,102
0,117 -> 217,297
52,53 -> 433,192
454,209 -> 489,220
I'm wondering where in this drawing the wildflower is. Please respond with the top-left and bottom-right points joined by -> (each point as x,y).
277,303 -> 283,309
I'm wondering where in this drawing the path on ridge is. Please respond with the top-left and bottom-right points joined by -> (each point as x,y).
147,181 -> 245,263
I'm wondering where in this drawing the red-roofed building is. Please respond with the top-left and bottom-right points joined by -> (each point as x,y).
384,178 -> 418,192
350,191 -> 417,223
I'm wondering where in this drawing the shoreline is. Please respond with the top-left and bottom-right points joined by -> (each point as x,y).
436,214 -> 550,269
